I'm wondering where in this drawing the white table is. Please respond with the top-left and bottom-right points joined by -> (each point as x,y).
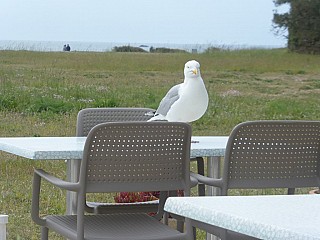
0,136 -> 227,160
164,194 -> 320,240
0,136 -> 228,214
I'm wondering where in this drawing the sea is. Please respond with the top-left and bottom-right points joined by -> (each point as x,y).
0,40 -> 284,53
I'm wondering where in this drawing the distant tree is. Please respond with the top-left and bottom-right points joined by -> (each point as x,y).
273,0 -> 320,54
112,45 -> 146,52
150,47 -> 188,53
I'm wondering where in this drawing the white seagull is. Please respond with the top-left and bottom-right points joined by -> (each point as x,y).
148,60 -> 209,122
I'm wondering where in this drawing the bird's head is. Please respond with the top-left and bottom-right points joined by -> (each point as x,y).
184,60 -> 201,79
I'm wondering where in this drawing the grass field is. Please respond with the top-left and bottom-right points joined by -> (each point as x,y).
0,49 -> 320,239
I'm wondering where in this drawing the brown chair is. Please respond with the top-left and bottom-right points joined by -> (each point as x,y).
32,121 -> 194,240
191,120 -> 320,240
76,107 -> 159,214
76,107 -> 203,214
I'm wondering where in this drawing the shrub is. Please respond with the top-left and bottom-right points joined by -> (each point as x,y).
114,192 -> 158,203
112,45 -> 147,52
150,47 -> 188,53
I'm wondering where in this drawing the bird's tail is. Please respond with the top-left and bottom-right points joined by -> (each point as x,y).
147,113 -> 167,122
144,111 -> 156,117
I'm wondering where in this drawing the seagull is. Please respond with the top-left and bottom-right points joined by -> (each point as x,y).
148,60 -> 208,122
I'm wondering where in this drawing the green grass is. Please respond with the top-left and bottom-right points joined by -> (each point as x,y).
0,49 -> 320,239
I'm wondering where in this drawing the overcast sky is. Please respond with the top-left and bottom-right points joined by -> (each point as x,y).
0,0 -> 289,47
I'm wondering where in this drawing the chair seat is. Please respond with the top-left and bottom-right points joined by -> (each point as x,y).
86,199 -> 159,213
46,213 -> 185,240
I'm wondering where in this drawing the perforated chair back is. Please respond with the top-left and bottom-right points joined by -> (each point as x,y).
80,121 -> 192,194
76,107 -> 155,136
222,120 -> 320,195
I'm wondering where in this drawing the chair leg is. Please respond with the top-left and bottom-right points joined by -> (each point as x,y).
196,157 -> 206,196
288,188 -> 295,195
177,220 -> 196,239
163,212 -> 169,225
177,220 -> 184,232
193,226 -> 197,240
41,226 -> 49,240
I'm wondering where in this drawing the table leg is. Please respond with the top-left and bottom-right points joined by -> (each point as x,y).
66,159 -> 80,215
207,156 -> 221,196
206,156 -> 221,240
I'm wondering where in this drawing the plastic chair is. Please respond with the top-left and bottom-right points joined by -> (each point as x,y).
31,121 -> 194,240
76,107 -> 203,214
191,120 -> 320,240
76,107 -> 160,214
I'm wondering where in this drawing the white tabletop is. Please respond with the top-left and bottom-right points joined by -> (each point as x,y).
0,136 -> 228,160
164,194 -> 320,240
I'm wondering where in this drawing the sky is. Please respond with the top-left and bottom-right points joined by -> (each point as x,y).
0,0 -> 289,47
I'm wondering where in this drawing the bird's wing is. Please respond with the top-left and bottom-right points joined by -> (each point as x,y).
156,84 -> 181,116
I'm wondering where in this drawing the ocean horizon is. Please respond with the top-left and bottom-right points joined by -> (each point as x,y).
0,40 -> 285,53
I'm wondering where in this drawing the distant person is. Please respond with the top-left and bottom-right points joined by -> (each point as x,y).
63,44 -> 67,51
66,44 -> 71,51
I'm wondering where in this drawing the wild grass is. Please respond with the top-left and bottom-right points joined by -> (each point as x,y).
0,49 -> 320,239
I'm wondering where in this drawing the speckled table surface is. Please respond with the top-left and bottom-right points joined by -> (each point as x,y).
0,136 -> 228,160
164,194 -> 320,240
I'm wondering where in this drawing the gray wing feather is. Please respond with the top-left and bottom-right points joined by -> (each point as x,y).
156,84 -> 181,116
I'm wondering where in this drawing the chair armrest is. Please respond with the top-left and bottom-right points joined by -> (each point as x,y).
190,175 -> 198,188
34,168 -> 79,191
31,168 -> 80,226
190,172 -> 223,188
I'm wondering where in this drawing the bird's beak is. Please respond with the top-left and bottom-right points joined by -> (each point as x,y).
192,69 -> 197,75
